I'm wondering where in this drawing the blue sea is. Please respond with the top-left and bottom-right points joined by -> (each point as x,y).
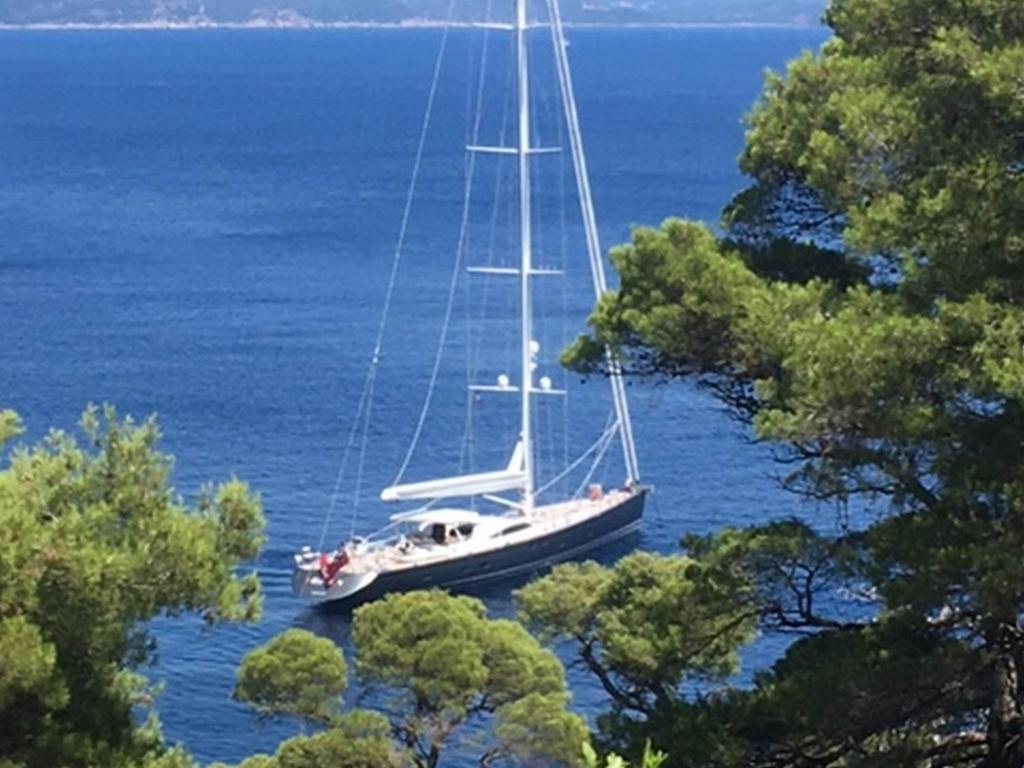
0,26 -> 831,764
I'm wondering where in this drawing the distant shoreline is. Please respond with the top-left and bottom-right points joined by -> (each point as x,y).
0,19 -> 818,32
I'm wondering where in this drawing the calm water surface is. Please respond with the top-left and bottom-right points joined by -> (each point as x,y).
0,26 -> 830,764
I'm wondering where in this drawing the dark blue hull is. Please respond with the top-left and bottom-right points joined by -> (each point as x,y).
325,490 -> 645,607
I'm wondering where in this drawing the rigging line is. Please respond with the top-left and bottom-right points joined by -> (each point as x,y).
542,388 -> 556,494
458,0 -> 499,476
548,0 -> 570,498
458,20 -> 476,479
558,104 -> 570,498
574,417 -> 619,498
476,43 -> 516,359
371,0 -> 456,367
546,0 -> 640,484
349,364 -> 379,538
535,411 -> 617,496
458,26 -> 517,477
456,0 -> 489,489
532,31 -> 560,496
318,368 -> 373,548
460,230 -> 474,478
459,31 -> 515,472
325,0 -> 456,544
488,51 -> 518,386
394,9 -> 496,486
459,257 -> 475,478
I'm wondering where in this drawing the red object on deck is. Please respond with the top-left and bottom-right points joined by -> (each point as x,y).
318,550 -> 349,586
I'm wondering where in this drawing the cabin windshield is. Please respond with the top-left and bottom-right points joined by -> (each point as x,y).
430,523 -> 446,545
417,521 -> 477,546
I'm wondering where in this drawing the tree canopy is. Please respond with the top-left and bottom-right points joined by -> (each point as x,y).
353,590 -> 589,767
0,411 -> 590,768
0,406 -> 265,768
230,591 -> 589,768
234,629 -> 348,723
554,0 -> 1024,765
212,709 -> 403,768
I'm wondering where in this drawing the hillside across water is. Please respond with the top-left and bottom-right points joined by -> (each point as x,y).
0,0 -> 826,27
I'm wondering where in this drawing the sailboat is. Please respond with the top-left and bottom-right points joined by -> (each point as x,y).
293,0 -> 645,606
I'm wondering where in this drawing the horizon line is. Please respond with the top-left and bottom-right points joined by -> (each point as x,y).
0,19 -> 823,32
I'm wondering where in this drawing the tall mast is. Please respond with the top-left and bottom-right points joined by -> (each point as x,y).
545,0 -> 640,484
515,0 -> 535,511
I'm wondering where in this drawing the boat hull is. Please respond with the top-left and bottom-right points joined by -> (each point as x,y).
318,490 -> 645,607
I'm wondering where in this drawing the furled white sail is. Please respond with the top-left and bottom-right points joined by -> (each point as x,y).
381,442 -> 525,502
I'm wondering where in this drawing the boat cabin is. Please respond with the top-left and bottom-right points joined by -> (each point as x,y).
391,509 -> 486,548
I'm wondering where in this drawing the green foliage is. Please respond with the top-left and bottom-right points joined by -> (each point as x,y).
582,741 -> 667,768
353,589 -> 586,768
0,406 -> 265,768
558,0 -> 1024,764
741,0 -> 1024,304
0,616 -> 66,712
518,552 -> 757,718
353,591 -> 490,719
234,629 -> 347,722
211,711 -> 402,768
230,590 -> 586,768
0,410 -> 22,447
492,693 -> 590,768
510,560 -> 611,642
271,723 -> 400,768
227,630 -> 401,767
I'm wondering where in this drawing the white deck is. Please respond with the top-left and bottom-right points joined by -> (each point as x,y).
352,489 -> 633,575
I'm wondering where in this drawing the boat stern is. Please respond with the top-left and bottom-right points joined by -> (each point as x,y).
292,547 -> 379,603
